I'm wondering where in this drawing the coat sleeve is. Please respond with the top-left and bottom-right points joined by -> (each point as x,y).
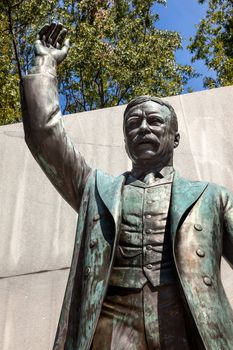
222,189 -> 233,269
21,72 -> 92,212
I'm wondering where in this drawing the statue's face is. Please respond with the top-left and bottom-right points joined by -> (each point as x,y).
124,101 -> 180,167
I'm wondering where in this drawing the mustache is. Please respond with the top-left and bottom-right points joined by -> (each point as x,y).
134,135 -> 160,146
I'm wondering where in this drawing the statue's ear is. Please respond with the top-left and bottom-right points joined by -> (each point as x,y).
174,132 -> 180,149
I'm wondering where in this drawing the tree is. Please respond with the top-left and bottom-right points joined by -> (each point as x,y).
189,0 -> 233,88
0,8 -> 21,125
0,0 -> 57,125
0,0 -> 194,125
57,0 -> 194,113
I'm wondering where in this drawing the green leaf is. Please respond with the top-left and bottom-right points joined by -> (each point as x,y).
1,0 -> 194,124
189,0 -> 233,88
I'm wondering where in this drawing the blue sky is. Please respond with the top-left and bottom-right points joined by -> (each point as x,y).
155,0 -> 215,92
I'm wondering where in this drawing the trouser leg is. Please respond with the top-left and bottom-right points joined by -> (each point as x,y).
92,283 -> 191,350
92,287 -> 148,350
143,283 -> 190,350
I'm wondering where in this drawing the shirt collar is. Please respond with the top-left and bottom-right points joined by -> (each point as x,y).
159,166 -> 174,178
126,166 -> 174,188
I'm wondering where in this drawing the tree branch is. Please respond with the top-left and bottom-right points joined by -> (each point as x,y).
116,86 -> 132,105
70,89 -> 86,111
94,68 -> 105,108
12,0 -> 27,9
7,3 -> 22,80
99,77 -> 105,108
79,70 -> 87,110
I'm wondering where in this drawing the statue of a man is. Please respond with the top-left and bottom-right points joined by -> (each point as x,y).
21,23 -> 233,350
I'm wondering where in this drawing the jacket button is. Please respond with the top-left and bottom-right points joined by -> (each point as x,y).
93,214 -> 100,221
84,267 -> 91,278
196,248 -> 205,257
194,224 -> 203,231
89,239 -> 98,248
203,276 -> 212,286
146,245 -> 152,251
146,264 -> 153,270
145,214 -> 152,219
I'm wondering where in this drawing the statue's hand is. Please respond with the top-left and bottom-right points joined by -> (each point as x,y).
30,23 -> 70,75
34,23 -> 70,64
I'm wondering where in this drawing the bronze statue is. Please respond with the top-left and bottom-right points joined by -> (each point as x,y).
21,23 -> 233,350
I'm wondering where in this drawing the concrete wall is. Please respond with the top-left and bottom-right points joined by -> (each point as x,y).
0,86 -> 233,349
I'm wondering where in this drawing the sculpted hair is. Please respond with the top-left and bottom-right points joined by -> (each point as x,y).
124,95 -> 178,132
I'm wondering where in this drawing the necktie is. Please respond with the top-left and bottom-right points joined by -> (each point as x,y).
143,172 -> 156,185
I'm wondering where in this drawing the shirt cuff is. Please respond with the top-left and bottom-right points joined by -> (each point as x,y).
30,55 -> 57,77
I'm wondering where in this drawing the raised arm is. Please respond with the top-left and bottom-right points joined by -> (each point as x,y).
21,23 -> 91,212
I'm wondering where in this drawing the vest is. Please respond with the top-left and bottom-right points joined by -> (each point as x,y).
109,171 -> 177,289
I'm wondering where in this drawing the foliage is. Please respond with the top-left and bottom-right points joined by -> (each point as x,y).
0,0 -> 56,125
57,0 -> 194,113
189,0 -> 233,88
0,11 -> 20,125
0,0 -> 194,125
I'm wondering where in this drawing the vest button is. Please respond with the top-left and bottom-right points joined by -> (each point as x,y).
89,239 -> 98,248
146,229 -> 153,234
203,276 -> 212,286
146,245 -> 152,251
146,264 -> 153,270
147,188 -> 154,193
194,224 -> 203,231
196,248 -> 205,257
145,214 -> 151,219
146,200 -> 153,204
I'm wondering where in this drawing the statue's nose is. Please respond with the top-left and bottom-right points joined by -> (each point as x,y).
139,118 -> 150,134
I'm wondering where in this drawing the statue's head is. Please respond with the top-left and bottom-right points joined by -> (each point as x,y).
123,96 -> 180,168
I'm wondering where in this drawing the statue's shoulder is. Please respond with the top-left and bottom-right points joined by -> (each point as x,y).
175,172 -> 233,199
206,180 -> 233,198
173,171 -> 208,188
93,168 -> 127,190
83,169 -> 128,200
95,169 -> 128,180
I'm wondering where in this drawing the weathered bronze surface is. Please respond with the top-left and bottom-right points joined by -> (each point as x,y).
21,23 -> 233,350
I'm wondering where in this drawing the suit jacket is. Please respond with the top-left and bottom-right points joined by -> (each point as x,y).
21,73 -> 233,350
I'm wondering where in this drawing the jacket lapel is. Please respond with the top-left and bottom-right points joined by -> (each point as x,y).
96,170 -> 125,224
170,172 -> 208,237
96,169 -> 208,240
